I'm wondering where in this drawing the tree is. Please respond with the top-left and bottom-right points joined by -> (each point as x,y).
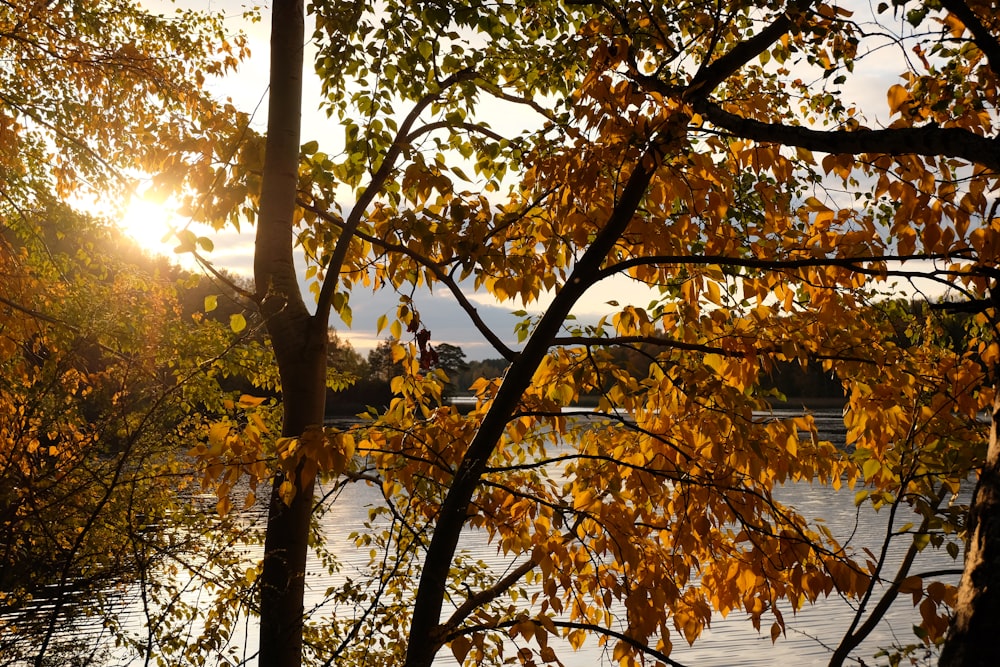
435,343 -> 469,377
0,0 -> 248,208
251,4 -> 325,665
0,2 -> 264,663
431,342 -> 469,397
219,1 -> 1000,666
327,329 -> 366,379
0,203 -> 275,666
367,338 -> 401,383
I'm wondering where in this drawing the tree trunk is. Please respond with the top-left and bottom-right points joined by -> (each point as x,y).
258,342 -> 326,667
253,2 -> 324,667
939,387 -> 1000,667
402,151 -> 661,667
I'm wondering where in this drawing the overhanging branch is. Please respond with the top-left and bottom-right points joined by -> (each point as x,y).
939,0 -> 1000,78
695,99 -> 1000,171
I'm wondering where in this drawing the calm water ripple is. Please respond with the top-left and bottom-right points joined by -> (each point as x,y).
7,410 -> 968,666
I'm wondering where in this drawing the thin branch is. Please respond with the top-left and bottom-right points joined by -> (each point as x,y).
597,250 -> 978,284
315,68 -> 478,321
546,334 -> 887,367
405,120 -> 507,145
297,198 -> 518,360
447,618 -> 690,667
830,490 -> 942,666
440,558 -> 538,633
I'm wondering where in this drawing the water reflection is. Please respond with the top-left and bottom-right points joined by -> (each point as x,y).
8,410 -> 969,666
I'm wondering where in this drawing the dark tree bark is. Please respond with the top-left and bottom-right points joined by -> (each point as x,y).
939,388 -> 1000,667
254,2 -> 328,667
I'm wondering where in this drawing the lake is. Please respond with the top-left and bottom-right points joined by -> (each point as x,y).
6,410 -> 971,666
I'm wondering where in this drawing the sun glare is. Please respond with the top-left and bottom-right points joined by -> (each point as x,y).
118,195 -> 178,254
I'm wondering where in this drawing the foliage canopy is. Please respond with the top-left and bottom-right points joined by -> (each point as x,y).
8,0 -> 1000,666
226,1 -> 1000,666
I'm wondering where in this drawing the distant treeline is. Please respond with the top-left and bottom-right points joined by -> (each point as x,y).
327,298 -> 978,415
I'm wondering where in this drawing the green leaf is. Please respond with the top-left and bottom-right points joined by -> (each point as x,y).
339,303 -> 353,327
301,140 -> 319,154
173,229 -> 197,254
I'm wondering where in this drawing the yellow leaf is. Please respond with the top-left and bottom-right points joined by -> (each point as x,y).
278,480 -> 296,505
567,629 -> 586,650
887,83 -> 909,114
238,394 -> 266,408
706,280 -> 721,305
982,343 -> 999,366
785,433 -> 798,457
795,146 -> 815,164
547,382 -> 575,404
208,422 -> 229,454
230,313 -> 247,333
899,575 -> 923,601
612,640 -> 628,662
573,488 -> 597,511
704,353 -> 724,373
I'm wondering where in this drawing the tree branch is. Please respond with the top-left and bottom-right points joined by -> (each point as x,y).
297,198 -> 518,361
405,120 -> 507,145
939,0 -> 1000,78
447,617 -> 690,667
315,68 -> 477,321
598,250 -> 977,284
440,558 -> 538,634
549,334 -> 881,366
695,99 -> 1000,171
685,1 -> 814,97
404,136 -> 666,666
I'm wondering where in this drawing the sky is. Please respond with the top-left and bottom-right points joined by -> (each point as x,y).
116,1 -> 954,360
117,1 -> 673,360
